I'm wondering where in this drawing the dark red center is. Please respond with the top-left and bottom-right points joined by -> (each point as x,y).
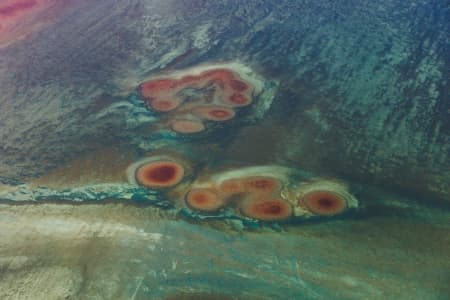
146,166 -> 176,182
229,80 -> 248,91
317,197 -> 337,209
193,194 -> 209,204
230,94 -> 247,104
210,110 -> 229,118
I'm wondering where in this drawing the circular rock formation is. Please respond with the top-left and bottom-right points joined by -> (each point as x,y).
185,188 -> 226,212
293,180 -> 359,217
239,196 -> 293,221
135,160 -> 185,188
301,191 -> 347,216
138,63 -> 265,134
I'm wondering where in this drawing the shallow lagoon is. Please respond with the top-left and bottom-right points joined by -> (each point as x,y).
0,0 -> 449,299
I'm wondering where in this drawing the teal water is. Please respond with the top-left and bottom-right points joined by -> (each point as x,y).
0,0 -> 449,299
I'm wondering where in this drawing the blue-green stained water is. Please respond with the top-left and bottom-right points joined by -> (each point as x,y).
0,0 -> 449,299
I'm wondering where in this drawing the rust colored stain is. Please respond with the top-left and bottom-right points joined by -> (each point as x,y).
0,0 -> 73,48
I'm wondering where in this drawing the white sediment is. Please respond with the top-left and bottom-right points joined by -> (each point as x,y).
126,155 -> 188,186
291,179 -> 359,217
140,61 -> 266,96
209,165 -> 293,185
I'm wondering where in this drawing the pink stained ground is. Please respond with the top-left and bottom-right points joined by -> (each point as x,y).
219,176 -> 280,195
0,0 -> 71,49
239,197 -> 293,221
185,188 -> 226,212
301,191 -> 347,216
139,67 -> 256,133
140,68 -> 254,111
135,161 -> 185,188
191,105 -> 236,122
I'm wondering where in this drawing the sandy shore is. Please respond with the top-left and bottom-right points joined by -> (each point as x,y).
0,202 -> 448,299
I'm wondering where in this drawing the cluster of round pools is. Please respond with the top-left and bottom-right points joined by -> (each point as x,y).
138,63 -> 262,134
126,155 -> 359,223
129,63 -> 358,223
